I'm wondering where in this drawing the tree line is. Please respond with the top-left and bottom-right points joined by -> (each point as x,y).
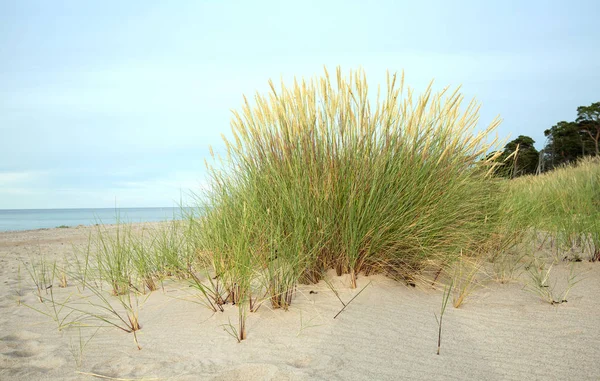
492,102 -> 600,177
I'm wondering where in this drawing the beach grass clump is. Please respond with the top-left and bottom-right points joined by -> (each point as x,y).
90,220 -> 198,295
22,253 -> 54,303
64,272 -> 146,350
93,223 -> 135,295
197,66 -> 504,319
25,227 -> 152,349
149,220 -> 191,279
524,255 -> 581,305
505,157 -> 600,261
129,230 -> 159,292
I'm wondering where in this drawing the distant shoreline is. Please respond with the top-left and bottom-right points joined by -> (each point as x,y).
0,206 -> 193,233
0,206 -> 184,212
0,220 -> 171,235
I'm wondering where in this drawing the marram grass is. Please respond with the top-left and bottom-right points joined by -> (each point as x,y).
22,69 -> 599,346
26,68 -> 536,345
198,66 -> 504,318
503,156 -> 600,261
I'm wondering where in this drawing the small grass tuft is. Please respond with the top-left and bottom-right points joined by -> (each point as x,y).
524,255 -> 581,305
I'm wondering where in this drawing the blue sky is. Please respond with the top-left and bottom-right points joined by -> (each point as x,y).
1,0 -> 599,209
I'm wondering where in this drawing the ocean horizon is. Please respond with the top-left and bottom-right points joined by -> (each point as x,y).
0,207 -> 193,232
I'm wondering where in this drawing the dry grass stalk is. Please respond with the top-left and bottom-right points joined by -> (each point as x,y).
451,256 -> 482,308
59,271 -> 68,288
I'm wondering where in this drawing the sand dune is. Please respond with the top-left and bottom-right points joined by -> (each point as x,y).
1,226 -> 599,380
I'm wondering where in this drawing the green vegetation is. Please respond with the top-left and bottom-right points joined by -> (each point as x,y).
577,102 -> 600,157
68,327 -> 100,369
544,102 -> 600,169
22,253 -> 53,303
524,256 -> 580,305
504,157 -> 600,262
21,68 -> 599,348
435,279 -> 453,355
491,102 -> 599,177
451,256 -> 482,308
195,67 -> 509,337
201,67 -> 502,287
492,135 -> 540,177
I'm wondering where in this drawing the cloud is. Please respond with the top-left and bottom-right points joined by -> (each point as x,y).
0,169 -> 205,209
0,171 -> 48,186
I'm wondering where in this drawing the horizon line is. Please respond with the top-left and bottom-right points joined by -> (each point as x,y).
0,206 -> 192,212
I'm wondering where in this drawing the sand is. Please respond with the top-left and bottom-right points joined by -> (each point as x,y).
1,225 -> 599,380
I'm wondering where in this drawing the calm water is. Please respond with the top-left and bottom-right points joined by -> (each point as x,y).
0,207 -> 191,232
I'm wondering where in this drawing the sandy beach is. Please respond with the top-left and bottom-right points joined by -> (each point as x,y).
3,1 -> 599,380
1,225 -> 599,380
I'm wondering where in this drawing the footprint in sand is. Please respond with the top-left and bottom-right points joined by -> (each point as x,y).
2,330 -> 42,342
0,331 -> 65,375
5,350 -> 36,358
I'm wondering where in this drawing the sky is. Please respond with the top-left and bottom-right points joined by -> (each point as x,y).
1,0 -> 599,209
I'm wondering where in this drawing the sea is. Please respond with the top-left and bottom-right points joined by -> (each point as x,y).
0,207 -> 193,232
